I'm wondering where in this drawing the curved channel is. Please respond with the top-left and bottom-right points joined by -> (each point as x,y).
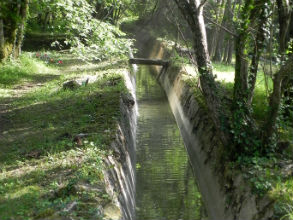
135,65 -> 206,220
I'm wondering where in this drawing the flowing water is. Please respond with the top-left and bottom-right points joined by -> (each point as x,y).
135,65 -> 205,220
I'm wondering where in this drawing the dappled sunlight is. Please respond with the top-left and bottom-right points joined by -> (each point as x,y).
182,64 -> 197,77
0,145 -> 101,181
6,186 -> 41,200
214,70 -> 235,83
212,63 -> 235,83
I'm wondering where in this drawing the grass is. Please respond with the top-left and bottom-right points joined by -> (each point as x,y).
212,62 -> 275,123
270,178 -> 293,220
0,52 -> 129,219
0,54 -> 55,88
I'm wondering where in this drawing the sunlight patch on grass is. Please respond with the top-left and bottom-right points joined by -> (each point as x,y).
213,62 -> 235,83
0,53 -> 56,88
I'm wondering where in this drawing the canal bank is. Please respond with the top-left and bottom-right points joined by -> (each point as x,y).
130,33 -> 275,220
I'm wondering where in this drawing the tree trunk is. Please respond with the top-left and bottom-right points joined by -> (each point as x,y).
222,39 -> 229,63
234,34 -> 249,104
174,0 -> 230,147
207,0 -> 224,58
0,16 -> 17,62
208,29 -> 217,57
12,2 -> 22,57
0,0 -> 28,62
264,0 -> 292,148
226,39 -> 233,64
213,31 -> 225,62
231,0 -> 263,155
247,3 -> 269,104
0,19 -> 5,61
224,0 -> 236,65
129,58 -> 169,67
43,12 -> 51,29
207,27 -> 216,56
213,0 -> 231,62
264,55 -> 293,148
276,0 -> 291,53
14,0 -> 29,57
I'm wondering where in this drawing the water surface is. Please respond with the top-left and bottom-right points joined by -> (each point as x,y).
135,65 -> 205,220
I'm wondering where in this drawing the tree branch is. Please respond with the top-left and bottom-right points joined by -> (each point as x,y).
204,14 -> 237,37
165,2 -> 197,66
199,0 -> 208,10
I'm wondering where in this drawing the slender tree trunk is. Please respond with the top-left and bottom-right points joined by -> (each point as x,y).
247,3 -> 269,104
15,0 -> 29,57
208,28 -> 217,57
207,0 -> 224,58
264,55 -> 293,147
0,19 -> 5,61
222,39 -> 229,63
207,27 -> 214,56
43,12 -> 51,29
226,39 -> 233,64
174,0 -> 230,147
213,31 -> 225,62
213,0 -> 231,62
276,0 -> 291,53
264,0 -> 292,148
231,0 -> 263,155
268,3 -> 276,78
12,2 -> 21,57
234,34 -> 249,104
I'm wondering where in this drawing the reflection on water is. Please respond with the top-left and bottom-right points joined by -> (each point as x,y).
135,66 -> 205,220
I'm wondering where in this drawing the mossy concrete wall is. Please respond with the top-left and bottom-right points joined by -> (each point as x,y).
103,70 -> 137,220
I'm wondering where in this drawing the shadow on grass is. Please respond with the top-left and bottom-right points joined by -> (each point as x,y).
0,71 -> 60,88
57,58 -> 127,73
0,162 -> 106,220
0,185 -> 42,220
0,80 -> 123,166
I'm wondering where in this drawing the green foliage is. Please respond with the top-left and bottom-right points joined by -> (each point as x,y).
68,21 -> 133,61
28,0 -> 134,61
171,50 -> 191,65
270,178 -> 293,220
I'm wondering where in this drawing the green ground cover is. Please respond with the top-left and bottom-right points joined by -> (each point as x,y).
0,52 -> 129,220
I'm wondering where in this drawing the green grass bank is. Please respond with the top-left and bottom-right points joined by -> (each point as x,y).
0,52 -> 131,220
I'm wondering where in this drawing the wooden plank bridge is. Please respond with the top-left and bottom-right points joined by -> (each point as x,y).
129,58 -> 169,68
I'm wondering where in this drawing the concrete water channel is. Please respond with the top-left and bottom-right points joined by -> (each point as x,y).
134,65 -> 206,220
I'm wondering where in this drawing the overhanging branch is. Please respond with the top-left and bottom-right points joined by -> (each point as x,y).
199,0 -> 208,10
204,14 -> 237,37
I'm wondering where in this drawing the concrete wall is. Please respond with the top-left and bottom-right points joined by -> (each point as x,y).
103,70 -> 137,220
